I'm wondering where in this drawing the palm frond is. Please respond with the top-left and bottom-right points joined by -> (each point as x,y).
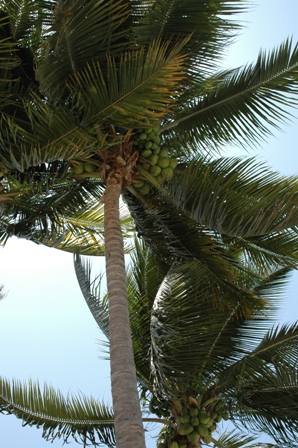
0,178 -> 108,254
164,38 -> 298,149
74,254 -> 109,340
165,157 -> 298,272
149,259 -> 270,397
126,237 -> 169,386
218,323 -> 298,445
0,377 -> 116,447
69,38 -> 188,129
135,0 -> 246,74
36,0 -> 133,100
213,429 -> 256,448
1,0 -> 53,43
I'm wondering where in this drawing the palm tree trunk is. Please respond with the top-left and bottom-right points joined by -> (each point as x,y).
104,173 -> 146,448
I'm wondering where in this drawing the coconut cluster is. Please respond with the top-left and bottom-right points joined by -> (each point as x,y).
156,404 -> 228,448
132,125 -> 178,195
70,123 -> 179,194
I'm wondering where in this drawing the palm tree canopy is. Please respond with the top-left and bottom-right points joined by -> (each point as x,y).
0,0 -> 298,267
86,240 -> 298,447
2,237 -> 298,448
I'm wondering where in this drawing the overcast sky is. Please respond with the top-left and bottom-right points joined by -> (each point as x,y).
1,2 -> 298,447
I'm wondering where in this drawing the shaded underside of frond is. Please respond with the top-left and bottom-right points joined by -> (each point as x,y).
168,157 -> 298,276
0,378 -> 116,447
36,0 -> 134,100
0,177 -> 108,254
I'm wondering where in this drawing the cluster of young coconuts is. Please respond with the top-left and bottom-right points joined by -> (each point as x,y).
132,125 -> 178,194
71,123 -> 178,194
153,398 -> 228,448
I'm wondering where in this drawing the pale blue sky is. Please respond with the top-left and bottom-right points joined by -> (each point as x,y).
1,2 -> 298,447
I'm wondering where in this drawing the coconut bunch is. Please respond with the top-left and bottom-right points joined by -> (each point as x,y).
68,122 -> 179,194
156,401 -> 228,448
131,124 -> 178,195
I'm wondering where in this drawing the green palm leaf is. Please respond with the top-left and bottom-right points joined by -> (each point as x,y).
69,38 -> 188,129
74,253 -> 109,339
36,0 -> 133,99
135,0 -> 246,73
0,378 -> 116,447
164,38 -> 298,149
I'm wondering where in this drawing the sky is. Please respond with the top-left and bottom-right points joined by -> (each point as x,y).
1,1 -> 298,447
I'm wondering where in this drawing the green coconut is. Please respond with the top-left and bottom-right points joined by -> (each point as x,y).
149,154 -> 159,165
191,417 -> 199,426
177,423 -> 194,436
150,165 -> 162,177
180,414 -> 191,424
72,164 -> 84,175
161,166 -> 173,180
141,149 -> 152,158
205,417 -> 214,428
203,433 -> 212,444
169,158 -> 178,169
213,414 -> 222,423
141,162 -> 150,171
139,183 -> 150,195
198,424 -> 209,438
187,431 -> 200,444
84,163 -> 98,173
158,157 -> 170,168
155,174 -> 163,185
151,144 -> 160,153
159,148 -> 169,158
209,423 -> 217,432
169,442 -> 179,448
189,407 -> 199,417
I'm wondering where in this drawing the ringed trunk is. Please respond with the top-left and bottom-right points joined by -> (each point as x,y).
104,172 -> 146,448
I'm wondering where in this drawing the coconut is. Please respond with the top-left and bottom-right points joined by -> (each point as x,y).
84,163 -> 97,173
158,157 -> 170,168
169,442 -> 179,448
139,183 -> 150,195
73,164 -> 84,175
161,167 -> 173,180
150,165 -> 162,177
198,424 -> 209,438
149,154 -> 159,165
187,431 -> 200,444
141,149 -> 152,158
169,158 -> 178,169
159,148 -> 169,158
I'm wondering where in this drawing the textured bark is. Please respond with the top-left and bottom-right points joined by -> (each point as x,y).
104,173 -> 146,448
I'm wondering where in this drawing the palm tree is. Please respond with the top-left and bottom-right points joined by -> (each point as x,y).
2,1 -> 298,446
1,236 -> 298,448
